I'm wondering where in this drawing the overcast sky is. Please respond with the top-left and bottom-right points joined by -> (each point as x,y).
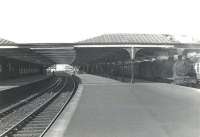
0,0 -> 199,43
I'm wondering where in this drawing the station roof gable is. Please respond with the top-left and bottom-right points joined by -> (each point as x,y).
0,38 -> 15,45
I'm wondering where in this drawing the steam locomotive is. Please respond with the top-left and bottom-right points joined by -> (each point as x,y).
117,58 -> 198,86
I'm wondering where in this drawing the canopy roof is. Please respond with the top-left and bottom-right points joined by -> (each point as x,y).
77,34 -> 176,45
0,38 -> 15,45
0,38 -> 53,66
1,34 -> 200,66
30,47 -> 76,64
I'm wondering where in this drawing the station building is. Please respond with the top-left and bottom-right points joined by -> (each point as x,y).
1,34 -> 200,82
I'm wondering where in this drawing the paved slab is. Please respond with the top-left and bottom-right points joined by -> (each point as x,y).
0,75 -> 48,91
47,74 -> 200,137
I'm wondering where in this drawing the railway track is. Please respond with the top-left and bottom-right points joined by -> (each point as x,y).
0,78 -> 62,134
0,78 -> 60,118
0,76 -> 76,137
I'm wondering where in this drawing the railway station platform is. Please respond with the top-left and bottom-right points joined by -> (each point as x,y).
0,75 -> 49,91
45,74 -> 200,137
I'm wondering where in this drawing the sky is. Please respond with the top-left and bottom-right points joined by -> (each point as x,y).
0,0 -> 200,43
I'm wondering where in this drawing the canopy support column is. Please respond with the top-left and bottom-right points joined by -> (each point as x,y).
125,47 -> 142,84
130,46 -> 135,84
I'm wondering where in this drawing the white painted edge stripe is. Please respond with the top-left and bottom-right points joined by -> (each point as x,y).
74,44 -> 174,48
62,85 -> 84,132
30,47 -> 75,50
43,84 -> 84,137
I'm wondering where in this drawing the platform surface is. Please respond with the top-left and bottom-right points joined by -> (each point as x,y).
47,74 -> 200,137
0,75 -> 48,91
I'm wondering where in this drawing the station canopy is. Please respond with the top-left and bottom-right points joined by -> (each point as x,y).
73,34 -> 177,64
76,34 -> 176,46
0,38 -> 54,66
1,34 -> 200,66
